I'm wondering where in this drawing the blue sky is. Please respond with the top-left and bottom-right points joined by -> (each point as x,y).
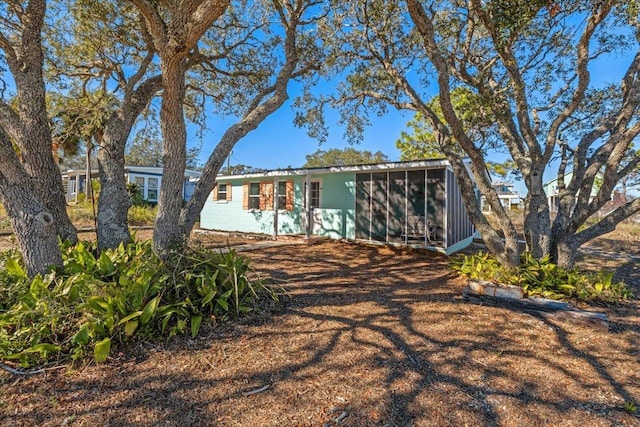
192,36 -> 634,197
196,101 -> 413,171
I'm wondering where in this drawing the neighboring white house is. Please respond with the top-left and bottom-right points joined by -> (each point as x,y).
542,172 -> 599,213
481,182 -> 522,212
61,166 -> 202,203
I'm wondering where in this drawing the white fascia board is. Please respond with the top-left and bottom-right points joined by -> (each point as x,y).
215,159 -> 453,181
124,165 -> 202,178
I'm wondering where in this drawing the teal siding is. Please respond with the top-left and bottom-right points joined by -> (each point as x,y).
200,173 -> 357,239
311,173 -> 355,239
200,179 -> 269,235
277,177 -> 306,235
198,164 -> 472,253
200,177 -> 308,236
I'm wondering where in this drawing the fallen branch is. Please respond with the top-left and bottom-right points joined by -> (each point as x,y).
335,411 -> 349,423
0,362 -> 65,376
242,384 -> 271,396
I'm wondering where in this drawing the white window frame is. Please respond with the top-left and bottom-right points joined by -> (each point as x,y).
131,174 -> 162,202
304,179 -> 322,208
147,177 -> 159,202
217,183 -> 228,202
133,176 -> 145,198
276,180 -> 288,211
248,182 -> 261,210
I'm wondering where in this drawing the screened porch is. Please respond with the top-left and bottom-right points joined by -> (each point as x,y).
354,167 -> 474,251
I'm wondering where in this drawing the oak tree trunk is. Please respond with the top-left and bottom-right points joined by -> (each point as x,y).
153,59 -> 188,252
96,124 -> 133,251
0,0 -> 71,275
555,235 -> 579,270
0,173 -> 62,277
523,194 -> 552,259
10,4 -> 77,245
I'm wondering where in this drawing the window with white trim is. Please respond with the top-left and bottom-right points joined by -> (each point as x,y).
133,176 -> 145,198
305,180 -> 321,208
217,183 -> 228,201
147,177 -> 159,202
277,181 -> 287,209
248,182 -> 260,209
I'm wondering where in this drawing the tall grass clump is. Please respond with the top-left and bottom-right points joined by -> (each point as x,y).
128,204 -> 157,225
0,240 -> 277,368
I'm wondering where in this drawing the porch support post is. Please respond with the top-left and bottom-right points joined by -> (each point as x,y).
424,168 -> 428,247
404,170 -> 408,245
274,178 -> 279,237
305,172 -> 312,239
443,168 -> 449,249
74,172 -> 79,204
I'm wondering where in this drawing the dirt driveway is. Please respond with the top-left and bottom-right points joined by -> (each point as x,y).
1,239 -> 640,426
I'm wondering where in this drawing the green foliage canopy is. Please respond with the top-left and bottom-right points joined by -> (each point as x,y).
303,147 -> 390,168
396,88 -> 498,161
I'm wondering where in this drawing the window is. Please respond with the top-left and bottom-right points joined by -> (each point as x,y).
248,182 -> 260,209
305,180 -> 321,208
243,180 -> 293,211
133,176 -> 145,197
277,181 -> 287,209
213,182 -> 232,201
147,177 -> 159,202
217,183 -> 227,201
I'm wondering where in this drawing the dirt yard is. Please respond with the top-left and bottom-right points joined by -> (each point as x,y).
1,230 -> 639,426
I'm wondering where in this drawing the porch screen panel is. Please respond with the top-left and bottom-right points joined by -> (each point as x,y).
427,169 -> 445,243
370,172 -> 388,242
446,169 -> 455,245
355,173 -> 371,240
445,169 -> 473,246
406,170 -> 426,243
388,171 -> 406,243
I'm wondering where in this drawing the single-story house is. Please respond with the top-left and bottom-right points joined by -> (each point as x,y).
200,160 -> 477,254
61,166 -> 202,203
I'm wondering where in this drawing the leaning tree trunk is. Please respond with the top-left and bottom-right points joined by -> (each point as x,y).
96,124 -> 133,251
0,0 -> 70,275
153,58 -> 188,253
11,12 -> 77,245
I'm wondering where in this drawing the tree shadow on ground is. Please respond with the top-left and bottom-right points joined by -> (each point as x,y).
2,241 -> 639,426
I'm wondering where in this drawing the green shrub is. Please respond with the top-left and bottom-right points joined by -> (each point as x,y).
126,182 -> 146,207
128,205 -> 157,225
451,251 -> 633,302
0,204 -> 11,232
0,240 -> 276,367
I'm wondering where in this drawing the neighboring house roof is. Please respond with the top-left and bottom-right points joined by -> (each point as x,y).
124,165 -> 202,178
600,190 -> 628,213
61,166 -> 202,179
216,159 -> 470,180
